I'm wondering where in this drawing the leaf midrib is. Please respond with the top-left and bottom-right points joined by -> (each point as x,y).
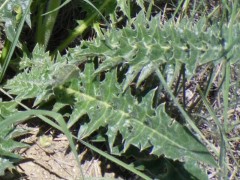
59,85 -> 195,153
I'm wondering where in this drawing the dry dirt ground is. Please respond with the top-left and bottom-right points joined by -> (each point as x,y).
2,126 -> 126,180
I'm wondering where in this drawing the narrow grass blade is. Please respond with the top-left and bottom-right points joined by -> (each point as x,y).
0,0 -> 10,12
77,138 -> 151,180
83,0 -> 109,25
56,0 -> 111,52
41,0 -> 71,16
43,0 -> 62,48
222,61 -> 230,178
197,85 -> 240,177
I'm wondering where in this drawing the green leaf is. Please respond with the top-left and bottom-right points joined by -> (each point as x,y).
54,63 -> 216,168
50,63 -> 80,88
183,161 -> 208,180
69,12 -> 236,91
0,0 -> 32,82
0,138 -> 28,152
0,101 -> 18,137
0,158 -> 14,176
0,0 -> 31,42
19,44 -> 53,69
0,101 -> 28,176
0,101 -> 18,120
4,45 -> 79,106
134,158 -> 208,180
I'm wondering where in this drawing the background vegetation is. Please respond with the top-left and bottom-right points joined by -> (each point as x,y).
0,0 -> 240,179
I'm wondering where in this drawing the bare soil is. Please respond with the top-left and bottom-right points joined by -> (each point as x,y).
3,126 -> 126,180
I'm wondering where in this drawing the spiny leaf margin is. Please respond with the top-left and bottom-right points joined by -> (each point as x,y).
53,63 -> 216,168
68,11 -> 240,91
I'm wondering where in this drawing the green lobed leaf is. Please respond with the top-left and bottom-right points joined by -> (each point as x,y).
0,158 -> 14,176
69,11 -> 240,91
0,138 -> 28,152
0,101 -> 18,120
54,63 -> 216,168
2,9 -> 232,178
4,45 -> 79,106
